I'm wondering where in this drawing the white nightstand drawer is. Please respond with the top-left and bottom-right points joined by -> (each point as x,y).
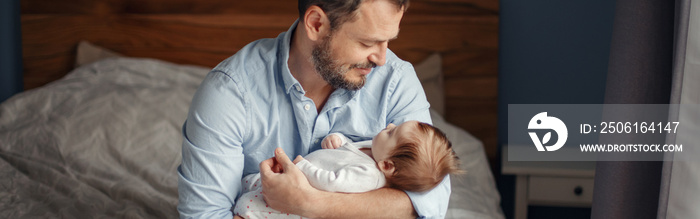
528,176 -> 594,207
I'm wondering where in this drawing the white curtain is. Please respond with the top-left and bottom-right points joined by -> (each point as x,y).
658,0 -> 700,218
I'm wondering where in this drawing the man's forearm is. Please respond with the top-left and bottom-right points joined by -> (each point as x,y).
308,187 -> 416,219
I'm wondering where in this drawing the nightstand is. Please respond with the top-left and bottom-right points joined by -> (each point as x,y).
501,146 -> 596,219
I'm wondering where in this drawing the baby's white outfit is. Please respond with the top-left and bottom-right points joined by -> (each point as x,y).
234,134 -> 385,219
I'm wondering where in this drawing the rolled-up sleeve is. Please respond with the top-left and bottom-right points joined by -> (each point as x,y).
386,63 -> 432,125
177,71 -> 248,219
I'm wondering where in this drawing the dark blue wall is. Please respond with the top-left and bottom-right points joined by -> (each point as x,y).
497,0 -> 616,218
1,0 -> 23,103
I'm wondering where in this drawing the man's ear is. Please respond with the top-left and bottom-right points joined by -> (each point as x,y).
378,160 -> 396,176
303,5 -> 330,42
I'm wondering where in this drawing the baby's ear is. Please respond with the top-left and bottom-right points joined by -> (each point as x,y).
378,160 -> 396,176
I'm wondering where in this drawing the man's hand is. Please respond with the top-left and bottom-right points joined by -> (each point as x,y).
321,134 -> 343,149
259,148 -> 320,217
259,148 -> 416,218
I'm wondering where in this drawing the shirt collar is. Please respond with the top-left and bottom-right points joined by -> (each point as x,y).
280,19 -> 302,94
278,19 -> 360,100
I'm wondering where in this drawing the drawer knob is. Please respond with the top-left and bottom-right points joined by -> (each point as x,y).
574,186 -> 583,196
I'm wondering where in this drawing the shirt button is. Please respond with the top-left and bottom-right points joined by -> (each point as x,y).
295,85 -> 302,92
304,104 -> 311,111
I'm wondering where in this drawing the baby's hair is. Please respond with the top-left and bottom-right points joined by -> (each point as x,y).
384,122 -> 463,192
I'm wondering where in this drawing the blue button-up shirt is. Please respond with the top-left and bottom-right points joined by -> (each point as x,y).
177,20 -> 451,219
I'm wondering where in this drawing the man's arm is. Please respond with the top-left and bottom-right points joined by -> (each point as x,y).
178,71 -> 248,219
385,60 -> 452,218
260,148 -> 416,218
312,187 -> 416,218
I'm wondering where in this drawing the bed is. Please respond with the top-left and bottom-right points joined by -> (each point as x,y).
0,40 -> 503,218
10,0 -> 502,217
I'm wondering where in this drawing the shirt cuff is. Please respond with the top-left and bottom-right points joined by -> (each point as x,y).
405,175 -> 451,219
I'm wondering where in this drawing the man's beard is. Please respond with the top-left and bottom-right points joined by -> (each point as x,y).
311,35 -> 376,91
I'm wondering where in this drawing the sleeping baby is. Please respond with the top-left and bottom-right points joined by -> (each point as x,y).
233,120 -> 462,219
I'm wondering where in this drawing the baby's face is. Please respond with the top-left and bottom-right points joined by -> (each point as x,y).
371,121 -> 420,162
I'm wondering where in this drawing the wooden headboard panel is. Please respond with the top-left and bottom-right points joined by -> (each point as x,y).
21,0 -> 499,168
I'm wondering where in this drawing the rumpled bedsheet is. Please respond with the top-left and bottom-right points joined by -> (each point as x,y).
0,58 -> 208,218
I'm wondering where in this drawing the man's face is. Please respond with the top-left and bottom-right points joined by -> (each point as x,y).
311,0 -> 404,90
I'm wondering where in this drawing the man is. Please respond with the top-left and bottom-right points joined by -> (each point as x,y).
177,0 -> 451,218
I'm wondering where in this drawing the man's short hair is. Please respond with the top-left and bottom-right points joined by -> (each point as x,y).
384,122 -> 462,192
298,0 -> 410,31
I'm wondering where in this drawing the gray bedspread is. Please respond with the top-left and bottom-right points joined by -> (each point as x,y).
0,57 -> 503,219
0,58 -> 207,218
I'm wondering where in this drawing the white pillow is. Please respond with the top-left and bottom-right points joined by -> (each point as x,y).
74,41 -> 123,68
413,53 -> 445,116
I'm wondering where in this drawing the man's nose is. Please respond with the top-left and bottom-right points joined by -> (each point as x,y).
369,42 -> 388,66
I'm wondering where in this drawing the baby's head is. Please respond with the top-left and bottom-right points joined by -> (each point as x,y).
371,121 -> 462,192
